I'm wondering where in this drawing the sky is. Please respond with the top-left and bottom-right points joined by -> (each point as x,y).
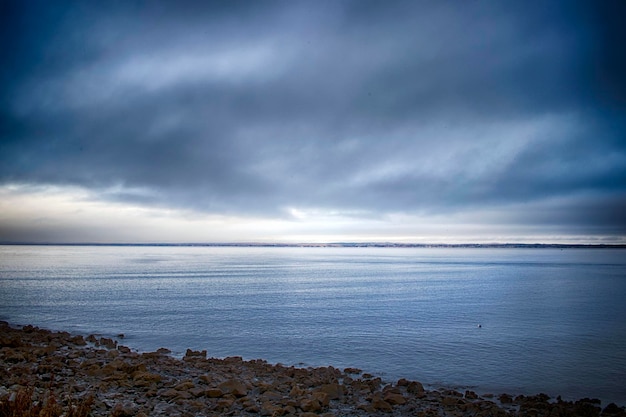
1,0 -> 625,244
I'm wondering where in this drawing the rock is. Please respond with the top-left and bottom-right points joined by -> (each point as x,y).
206,388 -> 223,398
174,381 -> 194,391
384,392 -> 407,405
312,390 -> 331,407
189,386 -> 206,397
159,388 -> 182,399
216,397 -> 234,410
132,371 -> 162,384
318,383 -> 343,400
111,402 -> 137,417
183,348 -> 206,359
441,395 -> 465,406
300,398 -> 322,412
289,385 -> 305,398
1,322 -> 621,417
218,379 -> 248,397
407,380 -> 425,395
371,396 -> 393,411
603,403 -> 626,416
260,401 -> 281,416
99,337 -> 117,349
499,393 -> 513,404
465,390 -> 479,399
70,335 -> 87,346
117,345 -> 131,354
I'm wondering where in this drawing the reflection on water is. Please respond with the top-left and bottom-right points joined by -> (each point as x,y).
1,245 -> 625,404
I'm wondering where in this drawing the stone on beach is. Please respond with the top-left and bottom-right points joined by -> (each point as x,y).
0,321 -> 624,417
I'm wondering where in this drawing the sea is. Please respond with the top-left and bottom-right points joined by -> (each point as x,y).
1,245 -> 625,405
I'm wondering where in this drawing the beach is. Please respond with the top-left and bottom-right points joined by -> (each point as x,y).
1,322 -> 624,417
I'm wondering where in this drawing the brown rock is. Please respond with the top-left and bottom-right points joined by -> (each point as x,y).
465,390 -> 479,399
219,379 -> 248,397
132,371 -> 162,384
499,393 -> 513,404
397,378 -> 410,386
206,388 -> 223,398
184,348 -> 207,359
312,391 -> 330,407
69,335 -> 87,346
117,345 -> 131,354
216,398 -> 234,410
261,390 -> 283,401
278,405 -> 293,414
260,401 -> 282,416
159,388 -> 181,398
300,398 -> 322,412
99,337 -> 117,349
384,392 -> 407,405
319,383 -> 343,400
189,386 -> 206,397
174,381 -> 194,390
407,380 -> 425,395
441,395 -> 465,406
371,396 -> 393,411
289,385 -> 305,398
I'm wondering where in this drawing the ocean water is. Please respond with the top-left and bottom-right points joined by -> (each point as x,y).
1,245 -> 625,405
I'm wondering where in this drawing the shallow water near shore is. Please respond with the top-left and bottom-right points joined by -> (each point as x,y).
1,245 -> 625,405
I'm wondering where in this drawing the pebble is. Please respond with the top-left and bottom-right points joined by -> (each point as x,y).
0,321 -> 624,417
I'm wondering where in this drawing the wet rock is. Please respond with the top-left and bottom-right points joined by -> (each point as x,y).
407,380 -> 425,396
465,390 -> 479,399
384,392 -> 407,405
499,393 -> 513,404
183,348 -> 206,359
1,322 -> 623,417
99,337 -> 117,349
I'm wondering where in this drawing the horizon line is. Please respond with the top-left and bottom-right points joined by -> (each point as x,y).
1,242 -> 625,249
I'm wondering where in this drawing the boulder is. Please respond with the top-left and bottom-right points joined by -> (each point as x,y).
603,403 -> 626,417
371,396 -> 393,411
407,380 -> 425,395
384,392 -> 407,405
319,383 -> 343,400
218,379 -> 248,397
300,398 -> 322,413
465,390 -> 479,400
206,388 -> 223,398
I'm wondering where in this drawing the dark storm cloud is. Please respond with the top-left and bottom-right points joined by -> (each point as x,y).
1,0 -> 625,233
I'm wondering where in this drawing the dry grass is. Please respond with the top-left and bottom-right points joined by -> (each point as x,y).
0,387 -> 93,417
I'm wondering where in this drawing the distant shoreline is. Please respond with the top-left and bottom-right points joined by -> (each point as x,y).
1,242 -> 625,249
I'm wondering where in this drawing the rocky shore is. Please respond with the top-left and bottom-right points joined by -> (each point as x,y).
1,322 -> 624,417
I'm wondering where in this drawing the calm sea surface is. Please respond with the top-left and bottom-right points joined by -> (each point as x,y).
1,245 -> 625,404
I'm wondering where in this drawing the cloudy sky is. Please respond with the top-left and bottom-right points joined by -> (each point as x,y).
1,1 -> 625,244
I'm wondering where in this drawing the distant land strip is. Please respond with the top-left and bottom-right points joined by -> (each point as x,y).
2,242 -> 626,249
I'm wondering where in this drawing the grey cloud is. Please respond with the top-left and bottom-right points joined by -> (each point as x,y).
1,0 -> 625,234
